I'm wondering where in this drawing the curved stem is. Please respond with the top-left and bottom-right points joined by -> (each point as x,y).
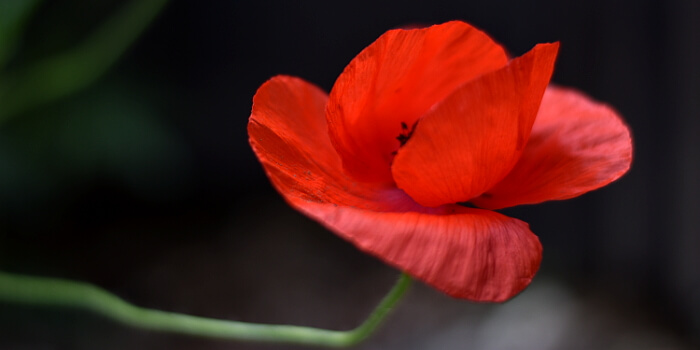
0,271 -> 412,347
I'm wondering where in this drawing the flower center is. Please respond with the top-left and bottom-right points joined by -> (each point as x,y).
396,121 -> 419,147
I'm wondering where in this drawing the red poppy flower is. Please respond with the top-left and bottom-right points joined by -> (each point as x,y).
248,21 -> 632,302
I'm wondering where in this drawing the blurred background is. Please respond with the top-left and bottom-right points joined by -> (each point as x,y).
0,0 -> 698,349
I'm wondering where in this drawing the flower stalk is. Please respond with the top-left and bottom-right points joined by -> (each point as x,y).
0,270 -> 411,347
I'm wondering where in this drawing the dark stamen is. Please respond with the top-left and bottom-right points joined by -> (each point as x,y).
458,202 -> 479,208
396,120 -> 420,147
396,134 -> 409,145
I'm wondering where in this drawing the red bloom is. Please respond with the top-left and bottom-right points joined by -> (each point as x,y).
248,21 -> 632,302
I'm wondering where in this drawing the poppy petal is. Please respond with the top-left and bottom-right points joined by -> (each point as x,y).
327,21 -> 509,184
301,203 -> 542,302
392,43 -> 559,207
249,75 -> 401,211
470,86 -> 633,209
249,75 -> 542,302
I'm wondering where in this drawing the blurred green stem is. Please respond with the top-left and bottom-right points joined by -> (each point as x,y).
0,0 -> 43,69
0,271 -> 412,347
0,0 -> 169,124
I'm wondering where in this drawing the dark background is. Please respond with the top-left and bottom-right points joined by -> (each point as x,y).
1,1 -> 698,349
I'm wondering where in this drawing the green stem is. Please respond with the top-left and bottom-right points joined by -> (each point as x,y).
0,271 -> 412,347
